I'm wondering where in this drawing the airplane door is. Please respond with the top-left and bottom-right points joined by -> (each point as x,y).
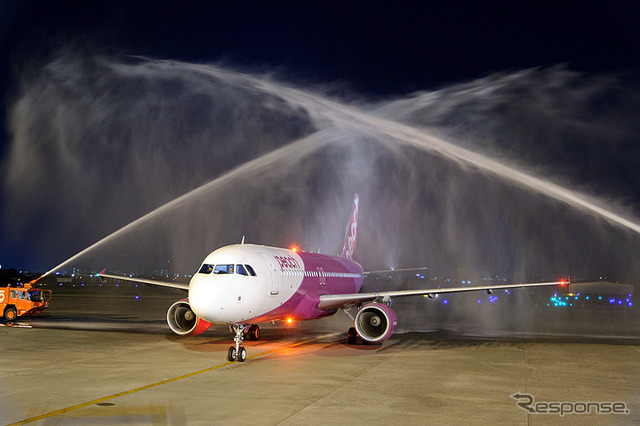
260,253 -> 279,295
317,267 -> 326,286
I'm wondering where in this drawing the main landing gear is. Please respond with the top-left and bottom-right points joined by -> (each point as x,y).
245,324 -> 260,341
347,327 -> 358,345
227,324 -> 260,362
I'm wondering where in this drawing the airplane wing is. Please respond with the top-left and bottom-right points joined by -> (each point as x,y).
99,271 -> 189,290
317,280 -> 566,310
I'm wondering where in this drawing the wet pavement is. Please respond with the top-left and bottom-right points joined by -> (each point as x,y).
0,290 -> 638,425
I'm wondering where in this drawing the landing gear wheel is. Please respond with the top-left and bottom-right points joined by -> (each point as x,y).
4,306 -> 17,322
247,324 -> 260,341
347,327 -> 358,345
229,324 -> 248,362
238,346 -> 247,362
227,346 -> 237,362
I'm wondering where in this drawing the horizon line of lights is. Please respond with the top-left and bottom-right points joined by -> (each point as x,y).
549,293 -> 632,308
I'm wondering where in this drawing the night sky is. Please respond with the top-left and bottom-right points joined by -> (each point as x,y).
1,0 -> 640,272
3,1 -> 639,97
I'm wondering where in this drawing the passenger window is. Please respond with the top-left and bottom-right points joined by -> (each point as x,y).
199,264 -> 214,274
214,264 -> 234,274
19,291 -> 26,300
10,290 -> 17,298
236,265 -> 248,276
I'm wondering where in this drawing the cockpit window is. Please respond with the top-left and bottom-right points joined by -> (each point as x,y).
199,263 -> 254,276
214,264 -> 234,274
245,264 -> 256,277
199,264 -> 214,274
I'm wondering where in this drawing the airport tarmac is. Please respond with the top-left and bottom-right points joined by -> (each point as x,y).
1,292 -> 639,425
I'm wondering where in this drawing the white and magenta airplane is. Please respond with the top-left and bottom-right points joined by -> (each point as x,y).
100,194 -> 566,362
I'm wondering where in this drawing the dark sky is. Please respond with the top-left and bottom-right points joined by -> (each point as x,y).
2,1 -> 639,97
1,0 -> 640,271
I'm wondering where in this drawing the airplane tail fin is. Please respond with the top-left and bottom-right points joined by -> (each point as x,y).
339,194 -> 359,260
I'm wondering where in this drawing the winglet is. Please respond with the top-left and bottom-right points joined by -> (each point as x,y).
340,194 -> 359,260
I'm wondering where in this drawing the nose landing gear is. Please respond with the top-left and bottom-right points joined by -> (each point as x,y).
227,324 -> 261,362
227,324 -> 248,362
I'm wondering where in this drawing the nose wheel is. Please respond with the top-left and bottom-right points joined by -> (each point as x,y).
227,345 -> 247,362
227,324 -> 248,362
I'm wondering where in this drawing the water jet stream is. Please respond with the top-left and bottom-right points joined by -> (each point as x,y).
36,129 -> 340,280
193,64 -> 640,235
35,62 -> 640,279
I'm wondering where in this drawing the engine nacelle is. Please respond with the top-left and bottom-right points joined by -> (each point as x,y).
354,303 -> 397,343
167,299 -> 212,336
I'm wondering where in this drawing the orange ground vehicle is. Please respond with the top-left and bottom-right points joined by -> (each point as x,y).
0,283 -> 52,321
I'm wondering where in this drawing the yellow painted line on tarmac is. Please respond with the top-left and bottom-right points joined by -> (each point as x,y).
9,333 -> 339,425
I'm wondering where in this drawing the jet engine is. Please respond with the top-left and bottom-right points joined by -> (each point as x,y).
167,299 -> 212,336
354,302 -> 397,343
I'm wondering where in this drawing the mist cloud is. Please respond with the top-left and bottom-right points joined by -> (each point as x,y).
3,54 -> 640,287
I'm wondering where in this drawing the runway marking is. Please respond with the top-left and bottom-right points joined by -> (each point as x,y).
9,332 -> 339,425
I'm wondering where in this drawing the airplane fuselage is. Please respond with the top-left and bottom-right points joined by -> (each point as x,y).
188,244 -> 364,325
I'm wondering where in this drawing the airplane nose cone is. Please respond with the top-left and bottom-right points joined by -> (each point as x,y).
188,276 -> 219,320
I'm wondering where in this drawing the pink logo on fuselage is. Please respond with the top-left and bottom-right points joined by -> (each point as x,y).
275,255 -> 301,270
